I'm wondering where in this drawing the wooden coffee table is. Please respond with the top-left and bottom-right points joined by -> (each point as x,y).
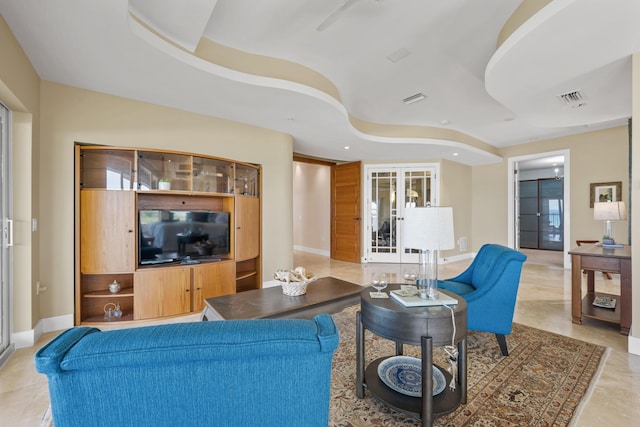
202,276 -> 362,320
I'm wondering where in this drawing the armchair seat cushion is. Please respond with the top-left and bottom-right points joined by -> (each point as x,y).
438,280 -> 475,295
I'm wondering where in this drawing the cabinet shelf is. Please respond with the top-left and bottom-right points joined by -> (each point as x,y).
581,292 -> 620,324
83,288 -> 134,298
236,271 -> 257,281
81,313 -> 135,323
364,357 -> 461,417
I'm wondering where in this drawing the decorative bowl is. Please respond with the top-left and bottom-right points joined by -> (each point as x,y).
274,267 -> 317,296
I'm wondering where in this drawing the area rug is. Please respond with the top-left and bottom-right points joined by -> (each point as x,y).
329,305 -> 607,427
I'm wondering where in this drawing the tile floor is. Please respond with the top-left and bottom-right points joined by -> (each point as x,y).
1,249 -> 639,426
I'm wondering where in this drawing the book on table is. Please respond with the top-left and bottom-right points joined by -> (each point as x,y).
390,289 -> 458,307
592,295 -> 616,309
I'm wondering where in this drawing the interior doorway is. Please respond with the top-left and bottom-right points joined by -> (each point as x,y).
508,150 -> 571,268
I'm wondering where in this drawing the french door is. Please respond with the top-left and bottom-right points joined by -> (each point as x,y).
366,164 -> 438,263
519,178 -> 564,250
0,103 -> 12,367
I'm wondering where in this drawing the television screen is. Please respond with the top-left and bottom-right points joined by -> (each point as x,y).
138,209 -> 230,265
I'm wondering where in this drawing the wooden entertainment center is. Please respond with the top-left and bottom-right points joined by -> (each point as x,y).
74,145 -> 261,325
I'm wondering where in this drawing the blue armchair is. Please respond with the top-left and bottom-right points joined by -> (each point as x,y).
439,243 -> 527,356
35,315 -> 339,427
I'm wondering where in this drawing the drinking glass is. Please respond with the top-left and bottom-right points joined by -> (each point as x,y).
403,271 -> 417,286
371,273 -> 388,296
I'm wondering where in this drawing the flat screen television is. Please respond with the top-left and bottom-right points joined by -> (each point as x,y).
138,209 -> 230,265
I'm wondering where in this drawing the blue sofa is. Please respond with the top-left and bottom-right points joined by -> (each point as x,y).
439,243 -> 527,356
35,315 -> 339,427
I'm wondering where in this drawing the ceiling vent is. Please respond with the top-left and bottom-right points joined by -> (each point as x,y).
402,93 -> 426,105
557,90 -> 587,107
386,48 -> 411,63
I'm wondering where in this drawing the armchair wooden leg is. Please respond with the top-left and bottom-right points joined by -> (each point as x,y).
496,334 -> 508,356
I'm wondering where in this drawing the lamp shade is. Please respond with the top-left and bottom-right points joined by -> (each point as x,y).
594,201 -> 627,221
403,206 -> 455,250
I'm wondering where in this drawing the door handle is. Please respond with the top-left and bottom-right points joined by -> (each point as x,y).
354,217 -> 361,221
4,219 -> 13,247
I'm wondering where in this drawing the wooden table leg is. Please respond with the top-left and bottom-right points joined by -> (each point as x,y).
620,258 -> 631,335
586,270 -> 595,294
571,254 -> 583,324
459,337 -> 467,404
421,336 -> 433,427
356,311 -> 365,398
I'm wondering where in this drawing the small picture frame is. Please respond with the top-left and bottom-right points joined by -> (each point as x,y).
590,181 -> 622,207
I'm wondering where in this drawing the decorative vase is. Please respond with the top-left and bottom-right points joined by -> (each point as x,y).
108,280 -> 121,293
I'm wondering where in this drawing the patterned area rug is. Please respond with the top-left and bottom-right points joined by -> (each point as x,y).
329,305 -> 607,427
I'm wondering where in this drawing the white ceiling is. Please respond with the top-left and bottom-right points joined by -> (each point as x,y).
1,0 -> 638,165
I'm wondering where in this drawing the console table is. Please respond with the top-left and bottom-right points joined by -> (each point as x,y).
356,287 -> 467,427
569,244 -> 631,335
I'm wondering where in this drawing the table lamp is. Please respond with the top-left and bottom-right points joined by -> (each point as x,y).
593,201 -> 626,244
403,206 -> 455,299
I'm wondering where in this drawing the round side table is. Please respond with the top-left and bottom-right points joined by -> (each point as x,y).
356,286 -> 467,427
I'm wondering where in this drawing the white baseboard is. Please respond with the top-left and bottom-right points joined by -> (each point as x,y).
441,252 -> 475,264
12,313 -> 74,349
629,334 -> 640,356
262,280 -> 281,288
293,245 -> 330,257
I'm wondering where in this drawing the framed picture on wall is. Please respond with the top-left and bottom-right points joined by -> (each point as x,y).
590,181 -> 622,207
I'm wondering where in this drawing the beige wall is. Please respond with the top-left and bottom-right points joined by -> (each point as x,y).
37,82 -> 293,320
487,126 -> 630,248
292,161 -> 331,254
441,159 -> 473,258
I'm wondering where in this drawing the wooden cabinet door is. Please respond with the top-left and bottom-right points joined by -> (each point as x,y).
192,261 -> 236,312
235,196 -> 260,261
80,190 -> 135,273
133,267 -> 191,320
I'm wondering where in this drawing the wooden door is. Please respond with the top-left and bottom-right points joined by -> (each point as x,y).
80,190 -> 135,273
235,196 -> 260,261
192,261 -> 236,312
331,162 -> 361,262
133,267 -> 191,320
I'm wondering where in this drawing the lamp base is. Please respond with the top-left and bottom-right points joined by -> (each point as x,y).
418,250 -> 438,300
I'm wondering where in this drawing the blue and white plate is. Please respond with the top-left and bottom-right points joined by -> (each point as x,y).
377,356 -> 446,397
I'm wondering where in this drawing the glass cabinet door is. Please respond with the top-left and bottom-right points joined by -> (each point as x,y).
192,157 -> 234,194
235,164 -> 259,196
79,149 -> 135,190
137,151 -> 192,191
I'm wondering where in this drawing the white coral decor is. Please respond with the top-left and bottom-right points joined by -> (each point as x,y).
274,267 -> 317,296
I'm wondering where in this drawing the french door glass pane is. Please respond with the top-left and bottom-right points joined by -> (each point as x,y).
404,170 -> 432,208
370,171 -> 397,254
539,179 -> 563,250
